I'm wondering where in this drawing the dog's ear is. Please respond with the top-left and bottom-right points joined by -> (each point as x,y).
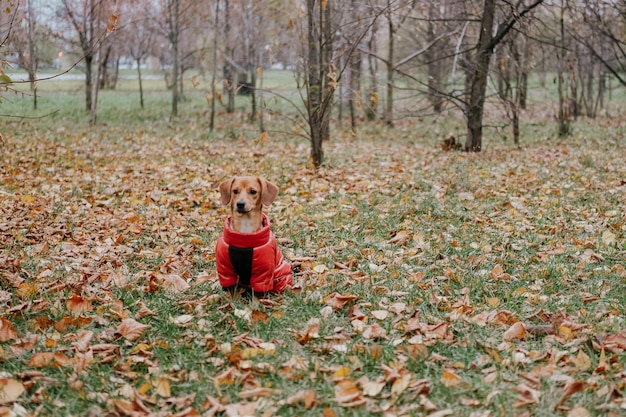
219,178 -> 234,205
260,178 -> 279,206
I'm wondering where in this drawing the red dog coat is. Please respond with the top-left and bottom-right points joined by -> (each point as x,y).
216,214 -> 292,293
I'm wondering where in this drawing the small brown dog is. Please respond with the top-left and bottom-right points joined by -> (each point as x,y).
215,176 -> 293,294
219,176 -> 278,233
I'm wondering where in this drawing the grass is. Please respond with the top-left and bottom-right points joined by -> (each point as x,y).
1,76 -> 626,416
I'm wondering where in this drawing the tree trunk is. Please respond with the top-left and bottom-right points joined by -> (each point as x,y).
349,49 -> 361,131
307,0 -> 324,168
136,58 -> 144,109
85,56 -> 93,112
172,0 -> 180,118
465,0 -> 496,152
365,19 -> 378,121
384,6 -> 394,128
426,4 -> 443,113
321,1 -> 332,142
224,0 -> 236,113
557,0 -> 570,137
210,0 -> 220,132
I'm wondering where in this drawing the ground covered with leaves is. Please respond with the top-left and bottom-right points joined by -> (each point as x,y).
1,119 -> 625,417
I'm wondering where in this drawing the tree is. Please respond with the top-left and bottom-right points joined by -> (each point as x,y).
305,0 -> 331,168
58,0 -> 117,123
13,0 -> 41,109
162,0 -> 181,118
122,1 -> 156,109
464,0 -> 544,152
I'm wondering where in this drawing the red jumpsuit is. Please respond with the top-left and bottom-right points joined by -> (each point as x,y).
216,214 -> 292,293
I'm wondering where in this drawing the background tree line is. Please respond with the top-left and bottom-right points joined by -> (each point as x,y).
2,0 -> 626,168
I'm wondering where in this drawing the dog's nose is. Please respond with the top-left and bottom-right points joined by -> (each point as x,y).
236,201 -> 246,211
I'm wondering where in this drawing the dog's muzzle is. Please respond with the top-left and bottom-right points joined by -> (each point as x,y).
236,201 -> 248,213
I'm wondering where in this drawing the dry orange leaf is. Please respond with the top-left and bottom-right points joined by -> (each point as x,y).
0,318 -> 18,342
441,370 -> 462,387
323,407 -> 337,417
115,318 -> 149,342
503,322 -> 526,341
285,389 -> 317,409
251,310 -> 270,324
391,371 -> 411,397
334,378 -> 363,405
0,378 -> 25,404
158,274 -> 190,293
27,352 -> 72,368
554,381 -> 585,410
16,282 -> 39,299
362,323 -> 388,340
326,293 -> 358,310
238,387 -> 281,399
66,294 -> 93,314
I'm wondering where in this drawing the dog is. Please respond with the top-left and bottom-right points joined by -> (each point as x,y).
215,176 -> 293,295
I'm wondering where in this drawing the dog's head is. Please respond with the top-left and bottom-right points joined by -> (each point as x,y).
219,176 -> 279,215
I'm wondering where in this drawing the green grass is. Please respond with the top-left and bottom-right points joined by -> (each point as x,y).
1,77 -> 626,416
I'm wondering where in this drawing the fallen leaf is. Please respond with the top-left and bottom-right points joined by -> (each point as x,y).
334,378 -> 366,407
116,318 -> 150,342
567,406 -> 591,417
66,294 -> 93,314
172,314 -> 194,325
362,323 -> 388,340
358,377 -> 385,397
573,348 -> 591,371
0,378 -> 25,404
238,387 -> 281,399
503,322 -> 526,341
441,370 -> 462,387
0,318 -> 18,342
158,274 -> 190,292
284,389 -> 317,409
27,352 -> 72,368
153,375 -> 171,397
554,381 -> 585,410
326,293 -> 358,310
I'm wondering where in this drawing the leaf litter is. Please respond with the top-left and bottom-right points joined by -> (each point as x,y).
0,124 -> 625,416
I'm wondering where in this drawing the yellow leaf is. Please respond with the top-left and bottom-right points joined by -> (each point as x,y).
441,370 -> 462,387
153,376 -> 171,397
16,282 -> 39,299
137,382 -> 152,395
558,325 -> 573,340
573,349 -> 591,371
21,195 -> 35,204
486,297 -> 500,307
333,366 -> 350,379
391,371 -> 411,397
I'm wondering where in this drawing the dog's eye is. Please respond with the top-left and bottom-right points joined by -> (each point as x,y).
233,189 -> 239,195
250,189 -> 257,195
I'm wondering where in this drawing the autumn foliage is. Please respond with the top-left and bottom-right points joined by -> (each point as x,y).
1,119 -> 625,416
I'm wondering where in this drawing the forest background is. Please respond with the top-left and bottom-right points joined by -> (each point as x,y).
1,1 -> 626,416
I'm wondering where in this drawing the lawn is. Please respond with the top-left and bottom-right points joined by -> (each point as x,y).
0,79 -> 625,417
